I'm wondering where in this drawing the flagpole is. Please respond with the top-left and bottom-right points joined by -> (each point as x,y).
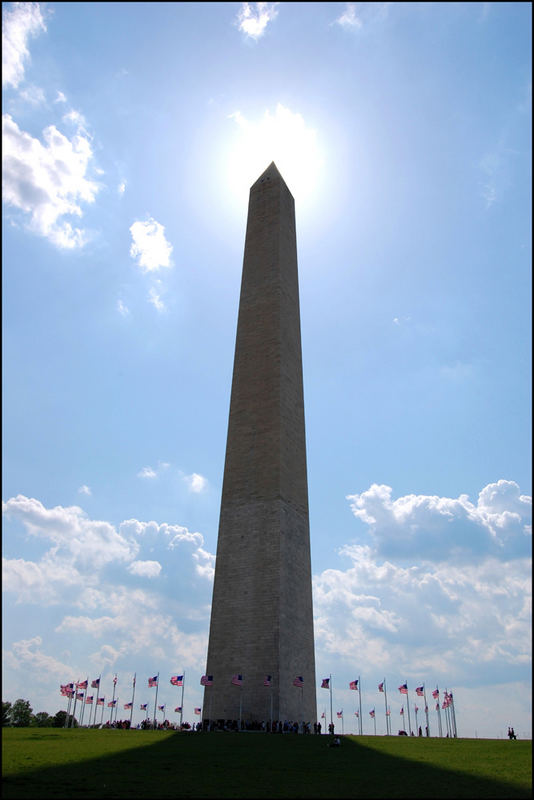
358,676 -> 362,735
71,684 -> 79,728
109,676 -> 117,725
93,674 -> 101,727
65,689 -> 72,728
81,678 -> 88,726
414,705 -> 419,735
405,680 -> 412,735
130,673 -> 136,729
450,692 -> 457,738
373,713 -> 376,736
329,674 -> 333,732
153,673 -> 160,729
100,697 -> 105,725
423,685 -> 430,737
383,678 -> 389,735
239,687 -> 242,731
181,672 -> 185,729
436,687 -> 443,737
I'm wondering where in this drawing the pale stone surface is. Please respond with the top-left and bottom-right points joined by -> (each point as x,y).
203,163 -> 316,724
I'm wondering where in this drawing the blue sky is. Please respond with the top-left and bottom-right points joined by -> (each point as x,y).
2,2 -> 531,738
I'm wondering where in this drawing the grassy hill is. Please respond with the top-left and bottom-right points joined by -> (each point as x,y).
2,728 -> 531,798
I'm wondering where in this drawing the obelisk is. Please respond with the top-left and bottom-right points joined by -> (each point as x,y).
203,162 -> 316,726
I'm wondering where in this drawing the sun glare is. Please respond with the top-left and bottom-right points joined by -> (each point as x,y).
225,103 -> 324,216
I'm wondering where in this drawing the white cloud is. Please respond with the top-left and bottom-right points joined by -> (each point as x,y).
78,485 -> 92,496
129,217 -> 173,273
2,495 -> 139,570
118,180 -> 126,195
148,286 -> 165,312
127,560 -> 162,578
346,480 -> 531,563
2,113 -> 100,248
2,1 -> 46,89
137,466 -> 157,479
333,3 -> 391,31
18,84 -> 45,105
117,299 -> 130,316
334,3 -> 362,30
235,2 -> 278,40
184,473 -> 207,493
313,542 -> 531,685
54,90 -> 67,104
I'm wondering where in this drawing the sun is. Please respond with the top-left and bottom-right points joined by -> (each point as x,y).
224,103 -> 325,217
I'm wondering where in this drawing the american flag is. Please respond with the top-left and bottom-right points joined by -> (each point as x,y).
97,698 -> 104,706
85,696 -> 93,704
349,680 -> 358,690
140,704 -> 148,711
148,676 -> 158,687
194,707 -> 201,715
108,700 -> 116,707
171,675 -> 184,686
200,675 -> 213,686
175,706 -> 182,713
232,674 -> 243,686
386,708 -> 391,716
113,675 -> 117,686
124,702 -> 132,710
369,709 -> 375,718
435,703 -> 439,711
76,693 -> 84,700
264,675 -> 272,687
442,701 -> 447,709
91,678 -> 100,688
354,711 -> 359,717
400,707 -> 404,715
416,686 -> 424,697
337,710 -> 343,718
321,712 -> 326,718
432,689 -> 439,699
398,683 -> 408,695
76,680 -> 88,689
378,682 -> 384,692
293,676 -> 304,688
158,705 -> 165,712
321,678 -> 330,689
415,706 -> 419,713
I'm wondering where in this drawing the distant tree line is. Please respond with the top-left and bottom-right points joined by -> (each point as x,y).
2,699 -> 77,728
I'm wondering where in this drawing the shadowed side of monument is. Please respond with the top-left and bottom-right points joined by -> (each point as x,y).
203,163 -> 316,725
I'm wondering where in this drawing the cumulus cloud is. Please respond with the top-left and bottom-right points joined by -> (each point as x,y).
2,113 -> 100,248
129,217 -> 173,273
184,473 -> 208,493
235,2 -> 278,40
5,635 -> 73,681
346,480 -> 531,563
127,560 -> 162,578
2,495 -> 138,570
117,299 -> 130,316
309,479 -> 532,688
78,485 -> 92,496
313,542 -> 531,684
2,1 -> 46,89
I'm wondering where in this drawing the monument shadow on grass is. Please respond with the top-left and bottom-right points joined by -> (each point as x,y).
2,730 -> 531,799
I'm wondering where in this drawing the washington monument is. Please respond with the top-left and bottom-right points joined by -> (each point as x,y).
203,162 -> 316,726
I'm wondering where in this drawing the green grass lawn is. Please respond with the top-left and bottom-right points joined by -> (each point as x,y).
2,729 -> 531,799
